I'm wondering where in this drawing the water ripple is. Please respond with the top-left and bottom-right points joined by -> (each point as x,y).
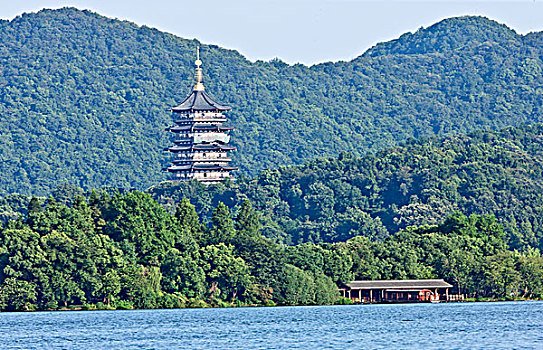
0,301 -> 541,349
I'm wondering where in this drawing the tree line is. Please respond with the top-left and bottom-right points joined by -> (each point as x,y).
1,190 -> 541,311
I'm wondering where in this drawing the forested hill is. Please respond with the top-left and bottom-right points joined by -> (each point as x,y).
2,8 -> 543,195
150,124 -> 543,251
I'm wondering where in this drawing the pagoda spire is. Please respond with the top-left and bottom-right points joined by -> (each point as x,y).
193,46 -> 205,91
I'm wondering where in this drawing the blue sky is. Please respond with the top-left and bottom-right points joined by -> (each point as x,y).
3,1 -> 543,65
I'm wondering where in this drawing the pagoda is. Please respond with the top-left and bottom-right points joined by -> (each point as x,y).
164,47 -> 238,183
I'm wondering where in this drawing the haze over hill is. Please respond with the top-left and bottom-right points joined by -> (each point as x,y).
1,8 -> 543,195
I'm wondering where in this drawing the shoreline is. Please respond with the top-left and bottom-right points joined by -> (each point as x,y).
4,297 -> 541,313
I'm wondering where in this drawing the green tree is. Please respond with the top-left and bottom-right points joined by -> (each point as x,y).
175,197 -> 205,243
161,247 -> 205,298
208,202 -> 236,245
313,273 -> 339,305
235,200 -> 260,240
277,264 -> 315,305
516,248 -> 543,298
103,191 -> 176,265
200,243 -> 252,302
0,278 -> 37,311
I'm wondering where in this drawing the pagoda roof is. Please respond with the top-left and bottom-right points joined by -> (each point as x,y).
166,125 -> 234,132
166,144 -> 236,152
166,164 -> 239,172
171,90 -> 231,112
173,158 -> 232,164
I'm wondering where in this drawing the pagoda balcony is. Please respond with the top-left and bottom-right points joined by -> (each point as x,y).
165,144 -> 237,152
166,125 -> 234,133
170,172 -> 234,183
173,119 -> 225,125
172,133 -> 233,142
173,158 -> 232,164
173,132 -> 231,143
174,117 -> 226,124
174,112 -> 226,119
166,164 -> 239,172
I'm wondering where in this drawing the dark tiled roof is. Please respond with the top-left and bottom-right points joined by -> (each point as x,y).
173,158 -> 231,164
174,117 -> 227,124
166,164 -> 239,172
193,164 -> 238,171
167,125 -> 234,132
171,90 -> 231,112
345,279 -> 452,290
165,144 -> 236,152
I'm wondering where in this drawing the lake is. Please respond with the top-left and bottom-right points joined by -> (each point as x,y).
0,301 -> 541,349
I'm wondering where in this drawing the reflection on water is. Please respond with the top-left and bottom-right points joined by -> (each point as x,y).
0,301 -> 541,349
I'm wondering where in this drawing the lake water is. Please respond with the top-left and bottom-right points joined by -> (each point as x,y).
0,301 -> 541,349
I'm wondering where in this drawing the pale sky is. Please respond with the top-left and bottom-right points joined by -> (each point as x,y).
2,0 -> 543,65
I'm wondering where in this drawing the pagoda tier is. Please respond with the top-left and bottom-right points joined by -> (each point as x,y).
164,47 -> 237,184
166,164 -> 239,182
174,114 -> 226,124
165,144 -> 236,152
167,164 -> 238,171
172,158 -> 233,164
165,125 -> 234,133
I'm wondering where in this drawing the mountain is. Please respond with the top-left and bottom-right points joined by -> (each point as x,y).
364,16 -> 519,56
1,8 -> 543,195
150,124 -> 543,251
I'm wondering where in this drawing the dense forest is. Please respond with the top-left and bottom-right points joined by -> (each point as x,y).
150,124 -> 543,251
4,124 -> 543,250
1,190 -> 541,311
2,8 -> 543,195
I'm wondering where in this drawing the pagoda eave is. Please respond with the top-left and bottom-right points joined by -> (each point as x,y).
166,165 -> 239,172
173,159 -> 232,164
166,126 -> 234,133
174,118 -> 227,124
170,90 -> 231,112
166,145 -> 237,152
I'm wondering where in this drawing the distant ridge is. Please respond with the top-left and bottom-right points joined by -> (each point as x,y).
1,8 -> 543,195
364,16 -> 518,56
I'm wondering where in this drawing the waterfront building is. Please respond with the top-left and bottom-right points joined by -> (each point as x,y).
339,279 -> 453,303
164,47 -> 238,183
